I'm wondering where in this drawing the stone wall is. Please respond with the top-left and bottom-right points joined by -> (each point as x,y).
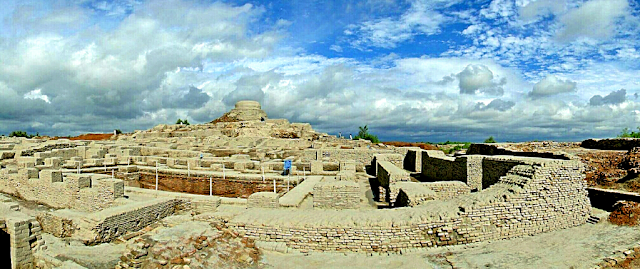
230,158 -> 591,253
313,180 -> 360,209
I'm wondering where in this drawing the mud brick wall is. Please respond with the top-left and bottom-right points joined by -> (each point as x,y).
231,159 -> 591,253
36,212 -> 75,238
463,155 -> 483,191
421,151 -> 467,183
89,198 -> 183,244
481,158 -> 522,189
303,149 -> 397,169
403,149 -> 422,173
377,161 -> 410,204
421,181 -> 471,200
313,181 -> 360,209
247,192 -> 280,208
1,205 -> 46,269
1,171 -> 123,212
393,182 -> 435,207
137,172 -> 291,198
467,144 -> 570,159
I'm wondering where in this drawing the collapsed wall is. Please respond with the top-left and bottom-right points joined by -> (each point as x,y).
230,157 -> 590,252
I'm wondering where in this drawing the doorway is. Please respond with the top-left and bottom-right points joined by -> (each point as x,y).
0,229 -> 10,268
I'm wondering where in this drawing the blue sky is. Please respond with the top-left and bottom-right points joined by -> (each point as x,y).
0,0 -> 639,142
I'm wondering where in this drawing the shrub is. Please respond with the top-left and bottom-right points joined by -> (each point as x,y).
484,136 -> 497,143
176,119 -> 183,125
115,129 -> 122,135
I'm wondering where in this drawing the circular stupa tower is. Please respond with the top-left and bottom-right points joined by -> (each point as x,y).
212,100 -> 268,122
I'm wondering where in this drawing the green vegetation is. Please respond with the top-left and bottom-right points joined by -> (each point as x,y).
353,125 -> 380,143
484,136 -> 497,143
176,119 -> 190,125
9,131 -> 37,138
618,127 -> 640,138
428,140 -> 471,145
115,129 -> 122,135
443,143 -> 472,154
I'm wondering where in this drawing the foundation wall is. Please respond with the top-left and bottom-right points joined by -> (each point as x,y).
89,198 -> 183,244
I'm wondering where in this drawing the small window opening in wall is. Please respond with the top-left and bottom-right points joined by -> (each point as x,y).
1,229 -> 11,268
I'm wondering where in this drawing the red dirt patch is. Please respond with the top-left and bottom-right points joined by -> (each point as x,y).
383,141 -> 438,150
68,133 -> 114,141
609,201 -> 640,226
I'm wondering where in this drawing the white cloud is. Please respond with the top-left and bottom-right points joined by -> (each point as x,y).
556,0 -> 630,41
345,0 -> 455,49
589,89 -> 626,106
456,64 -> 506,95
519,0 -> 565,22
23,88 -> 50,103
529,74 -> 577,99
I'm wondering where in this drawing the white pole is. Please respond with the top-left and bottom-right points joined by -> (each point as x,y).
77,161 -> 81,174
273,178 -> 276,193
104,162 -> 107,172
222,163 -> 225,180
209,177 -> 212,196
261,166 -> 265,182
287,173 -> 290,192
188,162 -> 190,177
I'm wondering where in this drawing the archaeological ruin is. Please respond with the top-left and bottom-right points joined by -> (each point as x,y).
0,100 -> 637,268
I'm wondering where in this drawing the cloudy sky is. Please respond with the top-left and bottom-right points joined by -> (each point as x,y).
0,0 -> 639,142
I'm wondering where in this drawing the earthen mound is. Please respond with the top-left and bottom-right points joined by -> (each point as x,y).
383,141 -> 438,150
69,133 -> 114,141
609,201 -> 640,226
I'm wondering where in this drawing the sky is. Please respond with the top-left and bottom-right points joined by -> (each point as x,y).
0,0 -> 639,142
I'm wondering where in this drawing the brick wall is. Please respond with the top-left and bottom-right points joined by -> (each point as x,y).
313,180 -> 360,209
230,158 -> 590,253
247,192 -> 280,208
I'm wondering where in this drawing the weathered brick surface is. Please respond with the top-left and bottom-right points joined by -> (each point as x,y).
313,180 -> 360,209
248,192 -> 280,208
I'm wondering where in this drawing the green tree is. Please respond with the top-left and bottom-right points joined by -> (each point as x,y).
9,131 -> 35,138
353,125 -> 380,143
176,119 -> 183,124
484,136 -> 497,143
183,119 -> 190,125
618,127 -> 640,138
